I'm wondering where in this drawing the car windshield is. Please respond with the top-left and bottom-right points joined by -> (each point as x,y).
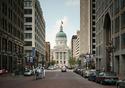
25,69 -> 30,72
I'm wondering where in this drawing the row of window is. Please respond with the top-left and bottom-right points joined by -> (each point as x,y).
56,52 -> 66,60
114,33 -> 125,50
24,1 -> 32,7
24,33 -> 32,39
24,9 -> 32,14
0,17 -> 24,41
113,0 -> 125,14
0,37 -> 23,53
96,32 -> 125,55
56,61 -> 66,64
113,11 -> 125,34
0,55 -> 16,72
24,17 -> 32,22
24,25 -> 32,30
0,1 -> 24,27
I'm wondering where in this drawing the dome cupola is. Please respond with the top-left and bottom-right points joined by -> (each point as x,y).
56,21 -> 67,38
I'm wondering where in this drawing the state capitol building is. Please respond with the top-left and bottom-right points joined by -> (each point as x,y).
53,22 -> 69,67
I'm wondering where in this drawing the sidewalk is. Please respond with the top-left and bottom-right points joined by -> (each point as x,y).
0,73 -> 25,80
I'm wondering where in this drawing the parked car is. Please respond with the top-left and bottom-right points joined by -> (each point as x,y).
88,69 -> 97,81
73,67 -> 81,74
79,69 -> 85,76
96,72 -> 118,85
47,66 -> 55,70
61,66 -> 67,72
117,79 -> 125,88
24,69 -> 34,76
0,69 -> 8,75
83,70 -> 90,78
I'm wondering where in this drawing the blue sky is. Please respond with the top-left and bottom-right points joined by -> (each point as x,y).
39,0 -> 80,48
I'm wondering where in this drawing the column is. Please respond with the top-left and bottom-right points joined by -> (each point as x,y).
59,52 -> 60,66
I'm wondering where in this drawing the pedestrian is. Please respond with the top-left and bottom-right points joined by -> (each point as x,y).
42,67 -> 45,78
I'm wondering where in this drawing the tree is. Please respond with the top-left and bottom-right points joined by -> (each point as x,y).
68,57 -> 76,68
76,59 -> 81,67
49,60 -> 56,66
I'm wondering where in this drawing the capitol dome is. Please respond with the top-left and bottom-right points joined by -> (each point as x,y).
56,30 -> 67,38
56,22 -> 67,38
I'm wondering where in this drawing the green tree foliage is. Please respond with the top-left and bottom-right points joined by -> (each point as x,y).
49,60 -> 56,66
68,57 -> 76,68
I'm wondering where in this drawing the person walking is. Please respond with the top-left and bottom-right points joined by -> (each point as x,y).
42,67 -> 45,78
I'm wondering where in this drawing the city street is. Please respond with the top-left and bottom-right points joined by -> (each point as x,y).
0,70 -> 116,88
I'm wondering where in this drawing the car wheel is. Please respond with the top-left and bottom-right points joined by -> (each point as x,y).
100,81 -> 105,85
117,85 -> 120,88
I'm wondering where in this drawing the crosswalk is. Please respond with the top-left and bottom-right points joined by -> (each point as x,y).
45,69 -> 73,72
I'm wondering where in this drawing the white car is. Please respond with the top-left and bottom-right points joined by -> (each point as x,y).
24,69 -> 33,76
47,66 -> 55,70
61,66 -> 67,72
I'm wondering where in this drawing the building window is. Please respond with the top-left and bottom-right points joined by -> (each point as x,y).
92,33 -> 95,37
92,45 -> 95,49
24,17 -> 32,22
8,41 -> 12,52
121,12 -> 125,28
60,52 -> 62,59
92,15 -> 95,19
92,51 -> 95,54
25,25 -> 32,30
24,1 -> 32,7
57,52 -> 59,59
24,9 -> 32,14
24,41 -> 32,46
114,0 -> 119,14
64,61 -> 66,64
24,33 -> 32,39
115,17 -> 119,33
120,0 -> 125,9
121,33 -> 125,49
60,61 -> 62,64
92,21 -> 95,25
114,37 -> 120,51
93,27 -> 95,31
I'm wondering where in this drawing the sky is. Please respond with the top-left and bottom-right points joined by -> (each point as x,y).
39,0 -> 80,49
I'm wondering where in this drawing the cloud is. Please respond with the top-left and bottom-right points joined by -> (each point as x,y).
46,16 -> 70,48
65,0 -> 80,7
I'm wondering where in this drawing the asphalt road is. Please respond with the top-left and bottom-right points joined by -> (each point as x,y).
0,70 -> 117,88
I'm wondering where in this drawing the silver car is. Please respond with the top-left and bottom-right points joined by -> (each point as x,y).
24,69 -> 33,76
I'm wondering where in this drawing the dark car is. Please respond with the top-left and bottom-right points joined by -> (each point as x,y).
96,72 -> 118,85
88,70 -> 97,81
117,79 -> 125,88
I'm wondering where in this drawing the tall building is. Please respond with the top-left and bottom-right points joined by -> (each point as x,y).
0,0 -> 24,73
71,30 -> 80,61
53,22 -> 69,67
71,35 -> 77,59
95,0 -> 125,78
45,42 -> 50,68
90,0 -> 96,55
80,0 -> 90,67
80,0 -> 90,55
76,30 -> 80,60
24,0 -> 45,66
